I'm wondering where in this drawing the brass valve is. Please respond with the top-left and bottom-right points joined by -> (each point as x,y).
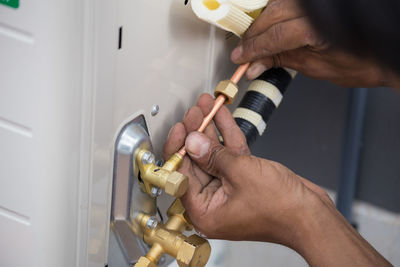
136,149 -> 188,198
133,199 -> 211,267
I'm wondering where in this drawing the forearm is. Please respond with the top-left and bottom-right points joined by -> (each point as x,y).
293,195 -> 392,267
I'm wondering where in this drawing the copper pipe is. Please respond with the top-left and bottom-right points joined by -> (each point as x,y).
177,63 -> 250,157
178,95 -> 226,156
230,63 -> 250,84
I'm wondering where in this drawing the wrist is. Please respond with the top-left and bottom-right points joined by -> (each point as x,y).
287,191 -> 328,254
290,192 -> 392,267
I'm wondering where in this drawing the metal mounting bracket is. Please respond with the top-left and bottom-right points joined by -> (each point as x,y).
107,115 -> 157,266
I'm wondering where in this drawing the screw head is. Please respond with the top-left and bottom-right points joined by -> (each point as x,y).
151,105 -> 160,116
146,217 -> 158,229
142,151 -> 155,165
150,187 -> 162,198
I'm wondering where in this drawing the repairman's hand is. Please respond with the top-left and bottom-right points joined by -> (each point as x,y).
163,94 -> 392,267
231,0 -> 400,88
164,94 -> 332,244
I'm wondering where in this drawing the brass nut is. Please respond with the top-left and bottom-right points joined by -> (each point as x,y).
165,171 -> 188,197
176,235 -> 211,267
167,198 -> 186,217
214,80 -> 238,105
167,199 -> 194,226
135,256 -> 157,267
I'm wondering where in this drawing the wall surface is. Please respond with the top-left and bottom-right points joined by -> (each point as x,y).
0,1 -> 84,266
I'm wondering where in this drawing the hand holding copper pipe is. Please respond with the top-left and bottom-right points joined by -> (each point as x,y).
177,63 -> 250,157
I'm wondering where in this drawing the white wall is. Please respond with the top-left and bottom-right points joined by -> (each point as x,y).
0,0 -> 239,266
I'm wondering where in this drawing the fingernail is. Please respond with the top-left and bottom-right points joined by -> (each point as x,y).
247,64 -> 267,80
185,132 -> 210,159
231,46 -> 243,62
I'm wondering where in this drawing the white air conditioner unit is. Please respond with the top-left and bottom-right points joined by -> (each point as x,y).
0,1 -> 238,266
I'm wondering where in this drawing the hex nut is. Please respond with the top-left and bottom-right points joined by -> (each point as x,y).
141,151 -> 155,165
135,256 -> 157,267
214,80 -> 238,105
165,171 -> 188,197
150,187 -> 162,198
145,217 -> 158,229
176,235 -> 211,267
167,198 -> 186,217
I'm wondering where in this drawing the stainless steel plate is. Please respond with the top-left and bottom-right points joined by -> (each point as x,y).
108,115 -> 156,266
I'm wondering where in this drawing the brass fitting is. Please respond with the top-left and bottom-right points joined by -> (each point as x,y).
135,256 -> 157,267
133,199 -> 211,267
136,149 -> 188,198
214,80 -> 238,105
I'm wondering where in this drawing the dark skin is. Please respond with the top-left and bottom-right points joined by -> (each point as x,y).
164,94 -> 392,266
230,0 -> 400,88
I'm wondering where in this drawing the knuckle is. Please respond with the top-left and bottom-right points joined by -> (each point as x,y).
270,23 -> 284,46
237,142 -> 250,155
206,144 -> 225,174
253,37 -> 273,58
266,0 -> 283,16
245,37 -> 269,59
243,37 -> 257,59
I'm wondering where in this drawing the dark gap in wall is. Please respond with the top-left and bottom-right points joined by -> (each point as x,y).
118,27 -> 123,50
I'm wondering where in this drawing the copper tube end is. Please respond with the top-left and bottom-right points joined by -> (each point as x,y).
178,147 -> 187,157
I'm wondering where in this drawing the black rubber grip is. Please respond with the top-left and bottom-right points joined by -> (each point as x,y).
235,68 -> 293,147
239,91 -> 276,122
257,68 -> 292,94
235,118 -> 258,146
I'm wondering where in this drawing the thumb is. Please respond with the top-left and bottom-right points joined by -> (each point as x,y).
185,132 -> 237,178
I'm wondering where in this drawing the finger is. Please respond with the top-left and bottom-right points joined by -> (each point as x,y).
233,17 -> 319,64
183,106 -> 204,133
244,0 -> 305,40
163,122 -> 186,160
181,178 -> 222,221
196,94 -> 219,142
245,60 -> 270,80
179,156 -> 204,194
185,132 -> 238,178
213,105 -> 250,155
244,49 -> 307,80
